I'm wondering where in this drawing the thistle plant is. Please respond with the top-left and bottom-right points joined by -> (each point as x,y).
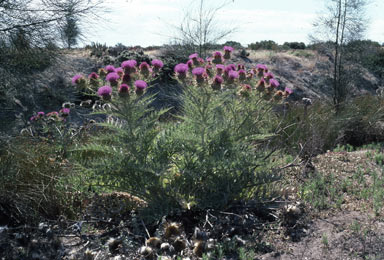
27,105 -> 76,157
72,59 -> 177,214
159,46 -> 291,209
72,47 -> 291,217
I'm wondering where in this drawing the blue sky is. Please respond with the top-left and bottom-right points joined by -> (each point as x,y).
83,0 -> 384,47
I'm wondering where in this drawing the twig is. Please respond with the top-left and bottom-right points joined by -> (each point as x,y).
203,210 -> 214,228
218,211 -> 243,219
140,218 -> 151,239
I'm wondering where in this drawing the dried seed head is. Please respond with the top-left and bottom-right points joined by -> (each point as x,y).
173,237 -> 187,252
193,240 -> 206,257
138,246 -> 153,257
146,237 -> 161,248
164,222 -> 181,239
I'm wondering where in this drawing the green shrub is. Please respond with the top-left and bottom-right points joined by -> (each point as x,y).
277,100 -> 340,158
86,42 -> 108,58
0,135 -> 85,225
283,42 -> 306,50
117,49 -> 151,64
159,84 -> 280,210
0,106 -> 93,224
248,40 -> 279,51
277,94 -> 384,157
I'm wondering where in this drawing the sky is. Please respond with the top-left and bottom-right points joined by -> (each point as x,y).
83,0 -> 384,47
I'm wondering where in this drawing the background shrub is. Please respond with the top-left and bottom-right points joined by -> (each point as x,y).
248,40 -> 279,51
277,95 -> 384,159
0,135 -> 85,225
283,42 -> 306,50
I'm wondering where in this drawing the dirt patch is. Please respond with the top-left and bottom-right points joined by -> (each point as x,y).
261,211 -> 384,260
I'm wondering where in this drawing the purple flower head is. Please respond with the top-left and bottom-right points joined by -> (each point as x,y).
174,63 -> 188,74
192,67 -> 205,76
264,72 -> 274,80
71,74 -> 83,85
105,65 -> 116,73
187,59 -> 193,69
238,69 -> 247,80
121,60 -> 137,74
139,62 -> 151,76
88,72 -> 99,79
197,57 -> 205,65
151,59 -> 164,69
270,79 -> 280,88
121,60 -> 137,69
134,80 -> 147,96
227,64 -> 236,71
226,70 -> 238,84
237,64 -> 245,70
214,51 -> 222,58
211,75 -> 223,90
206,57 -> 213,64
223,46 -> 234,59
256,64 -> 268,71
106,72 -> 120,84
115,67 -> 124,77
37,111 -> 45,117
189,53 -> 199,60
224,65 -> 235,74
285,87 -> 293,95
97,86 -> 113,99
30,116 -> 36,121
212,51 -> 223,64
256,78 -> 266,92
223,46 -> 234,52
47,111 -> 59,117
139,62 -> 150,71
216,64 -> 225,74
213,75 -> 223,84
119,84 -> 130,97
60,108 -> 70,116
134,80 -> 148,90
228,70 -> 239,79
119,84 -> 130,93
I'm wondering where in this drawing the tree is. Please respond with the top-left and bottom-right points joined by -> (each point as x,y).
59,0 -> 81,49
0,0 -> 104,49
0,0 -> 105,134
311,0 -> 369,109
171,0 -> 237,57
